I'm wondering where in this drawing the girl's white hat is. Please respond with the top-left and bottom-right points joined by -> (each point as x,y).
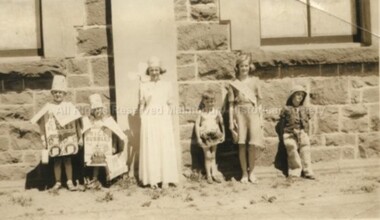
51,75 -> 67,92
89,94 -> 103,109
147,56 -> 161,68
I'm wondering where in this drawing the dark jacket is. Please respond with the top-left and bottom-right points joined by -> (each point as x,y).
279,106 -> 311,134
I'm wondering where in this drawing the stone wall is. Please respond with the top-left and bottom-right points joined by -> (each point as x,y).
0,0 -> 113,180
175,0 -> 380,174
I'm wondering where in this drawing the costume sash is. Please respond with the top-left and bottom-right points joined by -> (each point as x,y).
230,80 -> 257,106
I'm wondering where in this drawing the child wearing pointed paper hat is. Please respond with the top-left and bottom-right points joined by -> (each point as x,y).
31,74 -> 82,192
82,94 -> 126,189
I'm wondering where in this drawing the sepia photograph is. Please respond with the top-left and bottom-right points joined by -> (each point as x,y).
0,0 -> 379,219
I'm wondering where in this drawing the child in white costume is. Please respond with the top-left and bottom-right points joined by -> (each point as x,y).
139,56 -> 179,189
82,94 -> 127,188
195,90 -> 225,184
31,75 -> 82,191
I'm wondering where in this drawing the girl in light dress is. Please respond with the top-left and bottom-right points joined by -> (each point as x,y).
138,57 -> 179,189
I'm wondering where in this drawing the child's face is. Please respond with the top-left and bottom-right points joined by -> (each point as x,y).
238,60 -> 250,78
148,66 -> 160,82
292,91 -> 305,107
51,90 -> 66,104
203,97 -> 215,109
92,107 -> 104,119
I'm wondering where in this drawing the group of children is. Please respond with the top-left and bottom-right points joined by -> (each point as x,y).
32,54 -> 315,192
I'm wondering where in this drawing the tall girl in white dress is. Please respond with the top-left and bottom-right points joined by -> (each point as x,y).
139,57 -> 179,189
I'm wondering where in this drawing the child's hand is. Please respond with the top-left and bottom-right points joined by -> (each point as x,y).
112,148 -> 116,154
78,138 -> 84,147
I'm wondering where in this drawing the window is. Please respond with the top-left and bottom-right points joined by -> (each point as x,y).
259,0 -> 371,45
0,0 -> 42,57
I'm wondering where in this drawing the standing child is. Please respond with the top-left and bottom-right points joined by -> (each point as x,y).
31,75 -> 82,191
139,56 -> 179,189
82,94 -> 126,189
227,54 -> 264,184
195,90 -> 225,184
279,85 -> 315,180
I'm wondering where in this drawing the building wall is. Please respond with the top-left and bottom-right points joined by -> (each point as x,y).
175,0 -> 380,173
0,0 -> 378,180
0,0 -> 113,180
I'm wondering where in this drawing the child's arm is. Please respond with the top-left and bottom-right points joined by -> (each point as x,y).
217,111 -> 225,142
194,114 -> 207,148
38,118 -> 47,148
139,85 -> 146,115
227,86 -> 235,131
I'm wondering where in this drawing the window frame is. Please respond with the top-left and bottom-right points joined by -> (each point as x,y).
259,0 -> 371,46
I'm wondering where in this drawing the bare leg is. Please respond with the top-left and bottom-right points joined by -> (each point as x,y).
203,148 -> 213,184
210,146 -> 221,183
63,157 -> 73,181
238,144 -> 248,183
248,144 -> 258,183
54,157 -> 62,183
93,167 -> 99,180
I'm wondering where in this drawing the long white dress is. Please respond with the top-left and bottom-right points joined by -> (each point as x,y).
139,80 -> 179,186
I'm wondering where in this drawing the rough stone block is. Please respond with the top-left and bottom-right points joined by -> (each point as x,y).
351,76 -> 379,88
67,75 -> 91,88
341,147 -> 355,159
263,119 -> 277,138
0,165 -> 32,180
321,64 -> 338,76
179,111 -> 198,125
316,106 -> 339,134
363,62 -> 379,75
261,79 -> 292,109
309,135 -> 323,147
179,83 -> 223,111
174,0 -> 188,21
177,54 -> 195,66
23,151 -> 40,164
341,105 -> 369,133
86,0 -> 106,25
0,105 -> 34,122
0,59 -> 65,77
350,89 -> 361,104
339,63 -> 362,75
10,123 -> 44,150
91,58 -> 110,86
256,138 -> 277,166
197,52 -> 236,80
180,124 -> 195,142
310,78 -> 349,105
191,3 -> 218,21
177,65 -> 196,81
358,133 -> 380,158
3,77 -> 24,92
369,104 -> 379,131
325,134 -> 356,147
1,92 -> 33,105
24,77 -> 53,90
0,151 -> 23,165
177,23 -> 229,51
0,136 -> 9,152
77,28 -> 108,56
281,65 -> 320,77
311,148 -> 340,163
64,59 -> 89,75
362,87 -> 379,103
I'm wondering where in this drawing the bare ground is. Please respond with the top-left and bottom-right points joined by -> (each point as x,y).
0,166 -> 379,220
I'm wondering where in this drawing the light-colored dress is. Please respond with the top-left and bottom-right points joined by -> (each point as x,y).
139,80 -> 179,186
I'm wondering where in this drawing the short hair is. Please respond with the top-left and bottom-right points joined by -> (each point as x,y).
202,89 -> 216,101
234,54 -> 256,77
145,67 -> 167,75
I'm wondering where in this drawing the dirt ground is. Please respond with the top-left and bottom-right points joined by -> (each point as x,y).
0,166 -> 379,220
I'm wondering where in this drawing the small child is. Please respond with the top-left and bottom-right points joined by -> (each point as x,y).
279,85 -> 315,180
195,90 -> 225,184
31,75 -> 82,191
82,94 -> 126,189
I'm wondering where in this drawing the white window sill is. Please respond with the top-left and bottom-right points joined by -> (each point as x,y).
260,42 -> 362,51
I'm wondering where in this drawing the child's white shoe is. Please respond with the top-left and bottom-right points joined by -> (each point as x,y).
51,182 -> 61,191
67,180 -> 77,191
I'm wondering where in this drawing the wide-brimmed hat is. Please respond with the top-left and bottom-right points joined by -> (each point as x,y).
51,75 -> 67,92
